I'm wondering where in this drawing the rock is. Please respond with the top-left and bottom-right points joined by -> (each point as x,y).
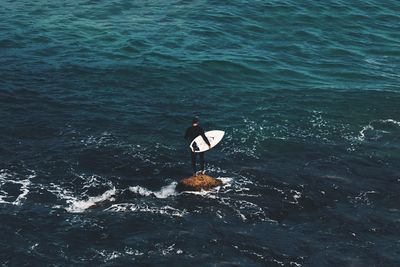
176,174 -> 222,192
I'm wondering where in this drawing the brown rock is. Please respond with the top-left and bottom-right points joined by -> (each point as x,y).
176,174 -> 223,192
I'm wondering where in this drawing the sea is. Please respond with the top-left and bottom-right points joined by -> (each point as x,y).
1,1 -> 399,266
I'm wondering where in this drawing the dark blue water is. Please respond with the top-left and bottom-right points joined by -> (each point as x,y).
1,1 -> 400,266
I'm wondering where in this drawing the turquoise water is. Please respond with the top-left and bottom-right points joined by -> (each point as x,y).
1,1 -> 400,266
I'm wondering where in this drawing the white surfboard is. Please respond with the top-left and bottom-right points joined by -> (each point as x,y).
190,130 -> 225,153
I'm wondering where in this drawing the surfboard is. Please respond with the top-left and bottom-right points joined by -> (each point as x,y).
190,130 -> 225,153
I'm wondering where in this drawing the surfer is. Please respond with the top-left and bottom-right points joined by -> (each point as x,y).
184,117 -> 211,175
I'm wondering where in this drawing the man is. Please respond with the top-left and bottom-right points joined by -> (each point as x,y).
184,117 -> 211,175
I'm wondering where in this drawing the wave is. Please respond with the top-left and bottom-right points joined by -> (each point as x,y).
65,187 -> 117,213
129,182 -> 178,199
381,119 -> 400,127
0,163 -> 291,226
45,175 -> 117,213
104,203 -> 187,217
357,124 -> 375,142
93,243 -> 181,262
0,164 -> 315,225
58,176 -> 235,216
356,118 -> 400,141
0,169 -> 36,206
57,178 -> 227,213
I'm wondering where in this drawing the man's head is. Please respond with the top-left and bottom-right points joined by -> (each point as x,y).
192,117 -> 199,126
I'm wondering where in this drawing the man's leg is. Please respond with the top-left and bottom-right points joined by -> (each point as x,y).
191,151 -> 197,174
199,152 -> 205,173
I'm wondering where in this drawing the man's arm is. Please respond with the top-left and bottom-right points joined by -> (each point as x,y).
200,127 -> 211,146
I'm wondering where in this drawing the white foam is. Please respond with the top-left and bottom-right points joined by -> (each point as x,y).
181,189 -> 218,198
81,174 -> 112,189
125,247 -> 144,256
357,124 -> 374,141
129,185 -> 153,197
154,182 -> 177,198
96,250 -> 122,261
105,203 -> 187,217
160,244 -> 176,256
66,188 -> 117,213
357,119 -> 400,141
380,119 -> 400,126
13,178 -> 31,206
47,183 -> 75,203
81,131 -> 113,148
0,169 -> 35,206
217,177 -> 233,185
129,182 -> 177,199
30,243 -> 39,251
352,190 -> 378,206
291,190 -> 302,204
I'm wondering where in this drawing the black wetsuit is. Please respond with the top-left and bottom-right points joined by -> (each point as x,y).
184,125 -> 210,173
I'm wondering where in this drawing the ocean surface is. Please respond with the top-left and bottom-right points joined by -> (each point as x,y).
1,0 -> 400,266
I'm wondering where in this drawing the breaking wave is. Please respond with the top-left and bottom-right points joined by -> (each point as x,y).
0,169 -> 36,206
129,182 -> 178,199
65,188 -> 117,213
356,118 -> 400,141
